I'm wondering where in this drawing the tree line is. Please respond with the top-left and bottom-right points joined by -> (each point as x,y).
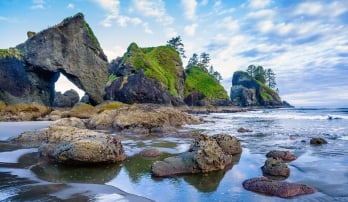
166,36 -> 222,82
246,65 -> 277,89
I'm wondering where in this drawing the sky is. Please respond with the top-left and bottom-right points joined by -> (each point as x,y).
1,0 -> 348,107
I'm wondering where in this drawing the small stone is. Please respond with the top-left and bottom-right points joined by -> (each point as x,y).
310,137 -> 328,145
237,127 -> 253,133
266,150 -> 296,161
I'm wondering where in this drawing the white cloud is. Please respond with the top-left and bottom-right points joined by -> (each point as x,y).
294,1 -> 347,18
247,9 -> 276,19
132,0 -> 174,25
217,17 -> 239,31
67,3 -> 75,9
91,0 -> 120,27
104,45 -> 126,60
31,0 -> 45,10
294,1 -> 323,16
181,0 -> 197,20
248,0 -> 271,9
143,23 -> 153,34
184,23 -> 198,36
165,27 -> 178,38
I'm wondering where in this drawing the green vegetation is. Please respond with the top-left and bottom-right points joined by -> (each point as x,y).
247,65 -> 276,89
257,80 -> 280,101
185,67 -> 229,101
122,43 -> 182,96
106,73 -> 117,87
27,31 -> 36,38
96,101 -> 125,113
0,48 -> 22,59
85,22 -> 101,49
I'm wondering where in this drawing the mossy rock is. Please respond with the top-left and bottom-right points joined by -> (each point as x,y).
0,48 -> 22,59
184,67 -> 229,105
120,43 -> 183,97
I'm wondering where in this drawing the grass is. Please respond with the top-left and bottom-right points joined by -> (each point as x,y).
257,80 -> 280,101
96,101 -> 126,113
106,74 -> 118,87
184,67 -> 229,100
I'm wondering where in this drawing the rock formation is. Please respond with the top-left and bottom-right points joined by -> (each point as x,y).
105,43 -> 185,106
87,103 -> 202,132
53,89 -> 80,108
11,125 -> 126,164
0,13 -> 108,105
243,177 -> 315,198
151,134 -> 242,177
230,71 -> 282,107
261,157 -> 290,178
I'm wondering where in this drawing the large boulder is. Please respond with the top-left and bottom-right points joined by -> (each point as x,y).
11,125 -> 126,164
243,177 -> 315,198
105,43 -> 185,106
152,134 -> 242,177
230,71 -> 282,107
261,157 -> 290,178
0,13 -> 108,105
53,89 -> 80,108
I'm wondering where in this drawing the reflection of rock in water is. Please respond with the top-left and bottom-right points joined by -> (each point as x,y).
2,171 -> 153,202
183,165 -> 231,192
123,153 -> 172,183
30,162 -> 122,184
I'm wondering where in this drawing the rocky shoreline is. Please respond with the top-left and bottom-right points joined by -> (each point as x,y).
3,102 -> 323,199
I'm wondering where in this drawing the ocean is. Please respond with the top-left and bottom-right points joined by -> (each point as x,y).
0,108 -> 347,201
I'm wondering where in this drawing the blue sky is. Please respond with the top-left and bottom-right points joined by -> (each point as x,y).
1,0 -> 348,107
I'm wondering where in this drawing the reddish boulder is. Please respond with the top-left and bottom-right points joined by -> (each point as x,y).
243,177 -> 315,198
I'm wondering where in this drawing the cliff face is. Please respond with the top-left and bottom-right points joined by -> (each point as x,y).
230,71 -> 282,107
104,43 -> 185,106
184,67 -> 230,106
0,13 -> 108,105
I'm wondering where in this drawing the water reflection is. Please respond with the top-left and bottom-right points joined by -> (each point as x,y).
31,162 -> 122,184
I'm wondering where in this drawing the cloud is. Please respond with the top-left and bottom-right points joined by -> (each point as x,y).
67,3 -> 75,9
31,0 -> 45,10
132,0 -> 174,25
91,0 -> 120,27
217,16 -> 239,31
181,0 -> 197,20
248,0 -> 271,9
184,23 -> 198,36
293,1 -> 348,18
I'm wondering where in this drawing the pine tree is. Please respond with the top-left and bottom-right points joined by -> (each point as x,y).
166,36 -> 186,58
265,68 -> 277,89
187,53 -> 199,69
199,52 -> 210,72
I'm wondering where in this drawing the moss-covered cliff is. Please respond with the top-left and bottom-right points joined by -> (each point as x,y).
184,67 -> 230,106
105,43 -> 185,105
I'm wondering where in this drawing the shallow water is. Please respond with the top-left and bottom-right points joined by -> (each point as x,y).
1,108 -> 348,201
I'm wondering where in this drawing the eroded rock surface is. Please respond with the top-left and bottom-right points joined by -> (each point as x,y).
152,134 -> 242,177
266,150 -> 296,161
261,157 -> 290,178
12,126 -> 125,164
243,177 -> 315,198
